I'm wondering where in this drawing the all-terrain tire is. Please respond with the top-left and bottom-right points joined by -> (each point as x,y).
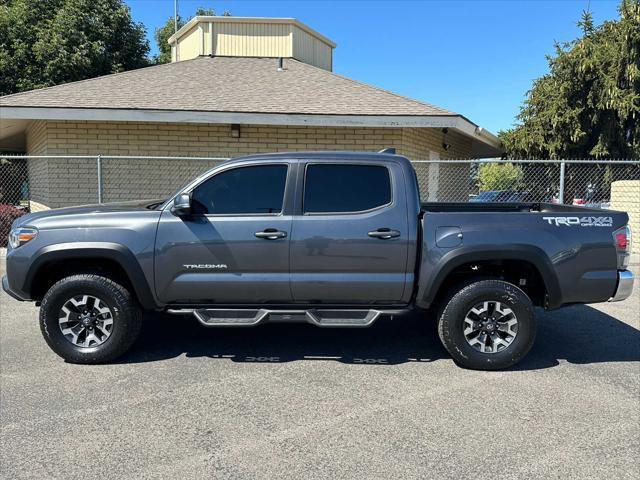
40,274 -> 142,364
437,280 -> 536,370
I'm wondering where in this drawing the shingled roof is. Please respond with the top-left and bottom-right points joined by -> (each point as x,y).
0,56 -> 455,116
0,56 -> 502,155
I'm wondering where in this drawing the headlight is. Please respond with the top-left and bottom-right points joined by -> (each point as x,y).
8,227 -> 38,249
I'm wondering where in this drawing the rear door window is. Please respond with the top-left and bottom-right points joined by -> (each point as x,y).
303,164 -> 391,214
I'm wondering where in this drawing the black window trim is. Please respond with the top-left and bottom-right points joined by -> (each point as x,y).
188,162 -> 291,217
301,162 -> 395,216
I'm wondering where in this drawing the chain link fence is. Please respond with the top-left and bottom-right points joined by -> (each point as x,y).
413,159 -> 640,206
1,155 -> 639,249
98,155 -> 226,204
0,157 -> 30,247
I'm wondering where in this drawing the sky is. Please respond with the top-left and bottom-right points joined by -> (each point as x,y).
124,0 -> 621,135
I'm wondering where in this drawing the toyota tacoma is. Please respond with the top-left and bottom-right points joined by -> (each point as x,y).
2,152 -> 634,369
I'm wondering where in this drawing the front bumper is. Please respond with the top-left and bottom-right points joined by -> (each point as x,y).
2,275 -> 29,302
609,270 -> 634,302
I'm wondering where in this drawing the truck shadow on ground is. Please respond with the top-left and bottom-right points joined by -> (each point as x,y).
118,304 -> 640,370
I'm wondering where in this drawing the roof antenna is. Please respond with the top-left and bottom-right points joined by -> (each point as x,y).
277,57 -> 284,71
174,0 -> 179,33
378,147 -> 396,154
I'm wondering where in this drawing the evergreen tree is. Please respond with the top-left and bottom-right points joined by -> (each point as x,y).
500,0 -> 640,159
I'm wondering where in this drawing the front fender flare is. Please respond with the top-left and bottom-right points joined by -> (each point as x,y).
24,242 -> 159,309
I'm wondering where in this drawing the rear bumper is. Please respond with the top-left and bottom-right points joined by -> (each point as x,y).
2,275 -> 30,302
609,270 -> 634,302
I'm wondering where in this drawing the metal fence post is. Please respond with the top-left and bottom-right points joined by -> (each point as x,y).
97,154 -> 103,203
559,160 -> 566,204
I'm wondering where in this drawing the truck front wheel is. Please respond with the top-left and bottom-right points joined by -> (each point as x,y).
437,280 -> 536,370
39,274 -> 143,364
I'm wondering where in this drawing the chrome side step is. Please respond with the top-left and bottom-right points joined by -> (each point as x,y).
166,308 -> 405,328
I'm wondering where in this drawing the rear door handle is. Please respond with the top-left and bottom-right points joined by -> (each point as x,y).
255,228 -> 287,240
368,228 -> 400,239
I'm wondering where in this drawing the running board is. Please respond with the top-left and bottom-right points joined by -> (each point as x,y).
166,308 -> 404,328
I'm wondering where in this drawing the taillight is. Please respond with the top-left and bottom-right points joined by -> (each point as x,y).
615,232 -> 628,250
613,226 -> 632,269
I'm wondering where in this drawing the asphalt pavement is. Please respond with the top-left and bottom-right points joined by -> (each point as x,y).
1,259 -> 638,479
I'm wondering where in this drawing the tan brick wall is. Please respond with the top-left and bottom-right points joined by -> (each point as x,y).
101,157 -> 223,203
25,121 -> 51,209
611,180 -> 640,253
400,127 -> 472,159
26,120 -> 48,155
401,127 -> 473,201
24,120 -> 473,208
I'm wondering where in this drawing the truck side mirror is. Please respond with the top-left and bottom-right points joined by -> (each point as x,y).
171,194 -> 192,217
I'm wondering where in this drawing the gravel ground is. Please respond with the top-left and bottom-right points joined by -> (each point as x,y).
1,259 -> 638,480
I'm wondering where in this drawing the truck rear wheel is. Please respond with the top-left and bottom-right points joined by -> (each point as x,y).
39,274 -> 142,364
437,280 -> 536,370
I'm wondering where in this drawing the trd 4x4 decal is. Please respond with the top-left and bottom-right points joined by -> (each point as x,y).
543,216 -> 613,227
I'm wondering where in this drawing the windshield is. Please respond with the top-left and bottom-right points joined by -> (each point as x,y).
158,177 -> 203,210
159,163 -> 231,209
146,200 -> 165,210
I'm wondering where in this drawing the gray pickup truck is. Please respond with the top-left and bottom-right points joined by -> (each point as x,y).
2,152 -> 634,369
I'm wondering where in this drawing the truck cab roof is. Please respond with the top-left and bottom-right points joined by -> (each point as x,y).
223,150 -> 413,167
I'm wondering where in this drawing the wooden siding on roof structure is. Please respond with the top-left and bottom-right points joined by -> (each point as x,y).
291,25 -> 332,71
171,18 -> 333,70
212,22 -> 292,58
174,24 -> 201,62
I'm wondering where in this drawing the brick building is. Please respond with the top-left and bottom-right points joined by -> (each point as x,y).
0,16 -> 501,209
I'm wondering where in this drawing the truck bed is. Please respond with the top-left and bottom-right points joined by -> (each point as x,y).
417,202 -> 629,310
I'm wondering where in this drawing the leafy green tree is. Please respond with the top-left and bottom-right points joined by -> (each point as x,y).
154,7 -> 230,64
500,0 -> 640,159
478,163 -> 523,191
0,0 -> 150,95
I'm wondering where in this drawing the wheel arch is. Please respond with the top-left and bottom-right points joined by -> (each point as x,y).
418,245 -> 562,310
24,242 -> 159,309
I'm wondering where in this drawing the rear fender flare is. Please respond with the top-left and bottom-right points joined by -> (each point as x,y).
419,245 -> 562,309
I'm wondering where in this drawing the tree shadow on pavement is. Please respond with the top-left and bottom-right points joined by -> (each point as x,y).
117,305 -> 640,370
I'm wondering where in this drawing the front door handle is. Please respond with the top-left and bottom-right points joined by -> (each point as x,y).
368,228 -> 401,239
255,228 -> 287,240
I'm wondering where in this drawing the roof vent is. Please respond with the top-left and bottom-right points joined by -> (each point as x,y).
277,57 -> 284,71
378,147 -> 396,154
